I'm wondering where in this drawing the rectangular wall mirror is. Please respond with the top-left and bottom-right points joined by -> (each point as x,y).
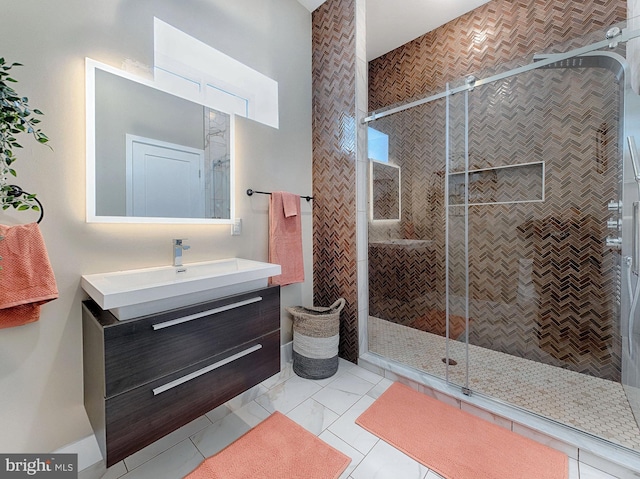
86,58 -> 234,224
370,160 -> 401,221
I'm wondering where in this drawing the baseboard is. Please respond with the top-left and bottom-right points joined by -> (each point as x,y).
53,434 -> 103,473
281,340 -> 293,365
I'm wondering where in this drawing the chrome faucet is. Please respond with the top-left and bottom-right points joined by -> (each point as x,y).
172,239 -> 190,267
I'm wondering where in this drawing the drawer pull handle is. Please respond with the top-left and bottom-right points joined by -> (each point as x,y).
152,344 -> 262,395
152,296 -> 263,331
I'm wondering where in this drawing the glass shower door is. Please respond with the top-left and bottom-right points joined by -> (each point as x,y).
457,51 -> 625,437
366,21 -> 640,451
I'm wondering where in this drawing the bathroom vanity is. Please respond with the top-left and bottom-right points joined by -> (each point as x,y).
82,285 -> 280,467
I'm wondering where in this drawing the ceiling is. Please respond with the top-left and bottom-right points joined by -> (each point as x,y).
296,0 -> 492,61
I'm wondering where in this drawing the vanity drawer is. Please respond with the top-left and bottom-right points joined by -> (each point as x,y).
86,286 -> 280,398
104,331 -> 280,467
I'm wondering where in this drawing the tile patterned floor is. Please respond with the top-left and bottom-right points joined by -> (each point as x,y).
368,315 -> 640,452
90,358 -> 622,479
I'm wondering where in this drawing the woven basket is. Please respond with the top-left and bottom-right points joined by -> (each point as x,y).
287,298 -> 346,379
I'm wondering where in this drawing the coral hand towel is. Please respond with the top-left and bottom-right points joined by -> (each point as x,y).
0,223 -> 58,328
269,192 -> 304,286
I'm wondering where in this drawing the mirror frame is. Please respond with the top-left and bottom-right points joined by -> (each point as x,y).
369,159 -> 401,222
85,58 -> 235,224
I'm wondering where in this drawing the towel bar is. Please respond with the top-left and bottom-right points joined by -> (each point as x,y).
247,188 -> 313,202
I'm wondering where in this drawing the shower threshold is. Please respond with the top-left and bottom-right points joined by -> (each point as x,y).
364,316 -> 640,474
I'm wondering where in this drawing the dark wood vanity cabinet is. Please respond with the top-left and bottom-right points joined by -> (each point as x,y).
82,285 -> 281,467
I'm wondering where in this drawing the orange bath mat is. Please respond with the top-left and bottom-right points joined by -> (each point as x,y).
184,412 -> 350,479
356,382 -> 568,479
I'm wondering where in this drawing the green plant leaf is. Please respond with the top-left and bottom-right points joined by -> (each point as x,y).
0,59 -> 49,207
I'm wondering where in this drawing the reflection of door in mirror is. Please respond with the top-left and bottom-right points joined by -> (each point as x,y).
126,135 -> 205,218
370,160 -> 401,221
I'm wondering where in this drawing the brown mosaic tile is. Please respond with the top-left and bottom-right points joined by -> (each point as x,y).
369,0 -> 626,111
312,0 -> 359,362
369,64 -> 622,381
313,0 -> 627,375
367,1 -> 625,381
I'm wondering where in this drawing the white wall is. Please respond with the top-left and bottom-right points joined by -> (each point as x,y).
0,0 -> 312,453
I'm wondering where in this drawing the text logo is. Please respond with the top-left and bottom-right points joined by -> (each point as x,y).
0,454 -> 77,478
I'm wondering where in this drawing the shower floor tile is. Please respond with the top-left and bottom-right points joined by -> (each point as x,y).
368,316 -> 640,452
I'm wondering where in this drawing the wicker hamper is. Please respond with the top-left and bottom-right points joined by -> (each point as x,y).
287,298 -> 346,379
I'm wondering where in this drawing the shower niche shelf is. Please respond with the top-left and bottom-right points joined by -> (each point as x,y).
448,161 -> 545,206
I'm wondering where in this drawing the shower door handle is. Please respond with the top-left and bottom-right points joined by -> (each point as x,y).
628,136 -> 640,182
629,137 -> 640,274
634,202 -> 640,275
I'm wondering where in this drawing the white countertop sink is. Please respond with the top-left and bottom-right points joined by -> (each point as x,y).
81,258 -> 281,320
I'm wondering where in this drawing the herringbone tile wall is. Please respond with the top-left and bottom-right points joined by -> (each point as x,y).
368,0 -> 627,111
367,0 -> 626,381
312,0 -> 359,362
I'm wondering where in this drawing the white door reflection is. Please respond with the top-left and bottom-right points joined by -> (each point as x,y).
126,135 -> 205,218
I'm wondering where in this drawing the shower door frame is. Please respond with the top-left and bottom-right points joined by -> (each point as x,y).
362,20 -> 640,447
444,83 -> 471,391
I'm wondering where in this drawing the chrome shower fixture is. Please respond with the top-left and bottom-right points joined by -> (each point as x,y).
606,26 -> 622,48
465,75 -> 476,91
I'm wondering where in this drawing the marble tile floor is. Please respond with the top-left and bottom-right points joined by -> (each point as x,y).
86,358 -> 624,479
368,315 -> 640,452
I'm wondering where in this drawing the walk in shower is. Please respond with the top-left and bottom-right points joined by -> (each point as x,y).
365,21 -> 640,454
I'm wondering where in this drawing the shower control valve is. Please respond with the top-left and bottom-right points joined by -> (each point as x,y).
605,237 -> 622,250
608,201 -> 622,211
607,218 -> 621,229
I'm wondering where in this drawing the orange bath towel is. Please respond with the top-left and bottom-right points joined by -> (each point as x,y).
0,223 -> 58,329
269,192 -> 304,286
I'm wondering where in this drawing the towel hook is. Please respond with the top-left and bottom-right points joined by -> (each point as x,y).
4,185 -> 44,223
